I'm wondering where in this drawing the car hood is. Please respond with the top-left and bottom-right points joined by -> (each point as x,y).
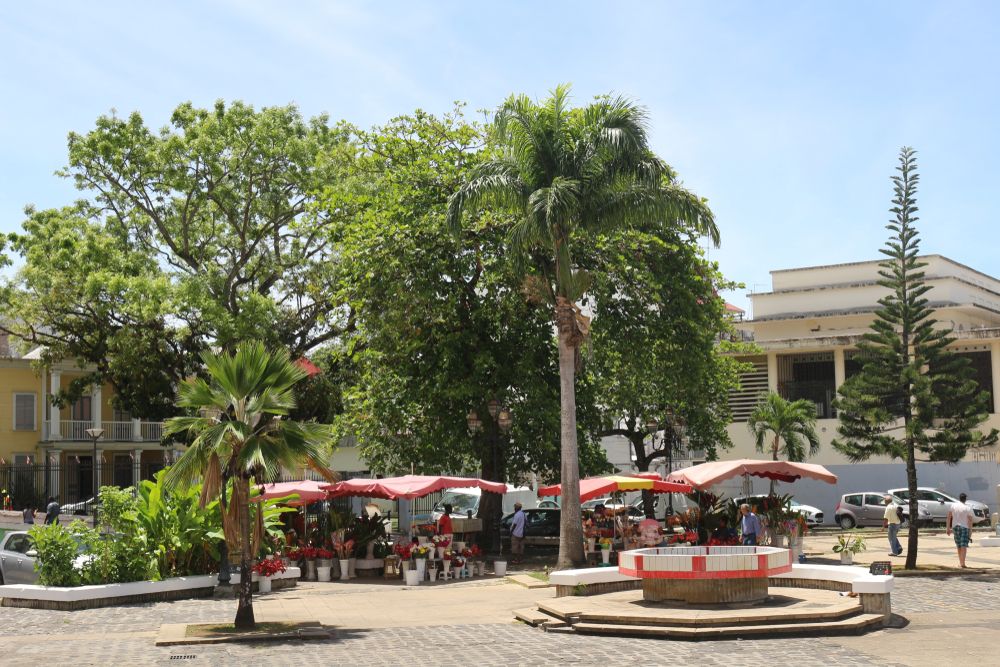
792,504 -> 821,515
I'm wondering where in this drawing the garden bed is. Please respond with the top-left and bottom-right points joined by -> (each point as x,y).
0,567 -> 299,610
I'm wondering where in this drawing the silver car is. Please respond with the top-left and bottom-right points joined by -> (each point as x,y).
835,492 -> 930,529
888,487 -> 990,525
0,531 -> 92,585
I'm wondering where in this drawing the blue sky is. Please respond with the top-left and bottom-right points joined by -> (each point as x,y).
2,1 -> 999,311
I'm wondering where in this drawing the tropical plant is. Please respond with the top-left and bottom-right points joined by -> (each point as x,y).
447,85 -> 717,568
747,392 -> 821,494
97,485 -> 139,535
832,534 -> 867,555
28,521 -> 87,587
833,147 -> 997,569
164,341 -> 336,629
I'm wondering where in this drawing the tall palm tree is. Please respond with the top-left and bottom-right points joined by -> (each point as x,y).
447,85 -> 717,568
164,342 -> 335,629
747,392 -> 821,494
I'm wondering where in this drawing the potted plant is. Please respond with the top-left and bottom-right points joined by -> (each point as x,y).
315,547 -> 334,581
598,537 -> 613,564
302,545 -> 319,580
432,534 -> 451,559
832,534 -> 866,565
335,539 -> 354,580
252,556 -> 287,593
412,544 -> 432,580
441,549 -> 453,578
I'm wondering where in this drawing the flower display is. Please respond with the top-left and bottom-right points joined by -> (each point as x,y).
450,555 -> 465,568
335,539 -> 355,559
412,544 -> 433,558
302,546 -> 320,560
431,535 -> 451,547
468,544 -> 481,558
316,547 -> 334,560
285,547 -> 304,561
252,557 -> 288,578
598,537 -> 613,550
394,542 -> 413,560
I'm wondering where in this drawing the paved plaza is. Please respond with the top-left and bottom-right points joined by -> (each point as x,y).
0,574 -> 998,666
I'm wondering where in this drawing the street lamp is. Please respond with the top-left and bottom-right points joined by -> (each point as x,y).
647,411 -> 686,514
85,427 -> 104,529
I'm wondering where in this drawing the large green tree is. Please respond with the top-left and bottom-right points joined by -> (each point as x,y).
447,85 -> 717,568
328,108 -> 610,548
833,147 -> 997,569
0,101 -> 352,417
164,342 -> 335,629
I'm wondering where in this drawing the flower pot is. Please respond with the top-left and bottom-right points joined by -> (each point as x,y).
331,558 -> 341,579
348,557 -> 357,579
305,559 -> 317,581
477,561 -> 486,576
415,557 -> 427,580
417,536 -> 430,546
317,565 -> 332,582
404,569 -> 420,586
437,546 -> 447,560
428,569 -> 438,582
339,558 -> 350,580
840,551 -> 853,565
601,548 -> 611,565
587,537 -> 596,553
493,560 -> 507,577
453,541 -> 466,552
258,575 -> 272,593
366,542 -> 376,560
442,560 -> 451,575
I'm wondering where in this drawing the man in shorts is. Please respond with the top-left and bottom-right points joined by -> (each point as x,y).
946,492 -> 974,568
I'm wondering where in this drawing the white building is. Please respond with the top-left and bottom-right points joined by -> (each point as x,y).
722,255 -> 1000,520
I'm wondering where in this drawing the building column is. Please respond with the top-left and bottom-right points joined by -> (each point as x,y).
48,449 -> 62,501
132,418 -> 142,442
834,348 -> 846,391
95,449 -> 104,491
991,341 -> 1000,415
133,449 -> 143,486
91,386 -> 102,430
49,371 -> 62,440
767,352 -> 779,393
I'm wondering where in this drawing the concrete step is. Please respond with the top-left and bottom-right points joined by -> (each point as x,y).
513,607 -> 566,628
576,599 -> 862,627
572,613 -> 885,639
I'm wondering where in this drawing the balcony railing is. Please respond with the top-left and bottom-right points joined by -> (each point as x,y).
42,420 -> 165,442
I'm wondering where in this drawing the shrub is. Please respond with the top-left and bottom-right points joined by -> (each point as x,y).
28,522 -> 87,587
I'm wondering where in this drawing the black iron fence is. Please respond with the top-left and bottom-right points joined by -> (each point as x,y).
0,462 -> 167,511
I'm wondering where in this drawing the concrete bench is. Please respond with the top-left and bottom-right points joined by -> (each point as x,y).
770,563 -> 893,622
550,567 -> 640,597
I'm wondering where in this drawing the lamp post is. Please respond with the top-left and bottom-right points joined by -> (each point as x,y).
646,409 -> 686,514
467,399 -> 512,552
85,427 -> 104,529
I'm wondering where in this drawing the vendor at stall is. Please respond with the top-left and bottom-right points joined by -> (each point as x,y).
437,503 -> 454,546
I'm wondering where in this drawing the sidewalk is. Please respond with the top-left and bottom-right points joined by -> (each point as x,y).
802,528 -> 1000,571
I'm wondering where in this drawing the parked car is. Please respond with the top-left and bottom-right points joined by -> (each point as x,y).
834,492 -> 929,529
537,499 -> 560,509
0,531 -> 91,585
733,495 -> 824,527
61,497 -> 97,516
887,487 -> 990,525
630,494 -> 693,520
499,508 -> 560,546
430,486 -> 537,523
580,497 -> 613,512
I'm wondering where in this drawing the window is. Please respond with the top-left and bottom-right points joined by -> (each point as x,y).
13,393 -> 36,431
864,494 -> 884,507
844,494 -> 862,507
70,396 -> 92,422
4,534 -> 31,554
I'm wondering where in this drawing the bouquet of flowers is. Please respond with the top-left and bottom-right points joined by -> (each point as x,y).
598,537 -> 613,550
335,539 -> 355,560
706,536 -> 740,546
394,542 -> 413,560
412,544 -> 433,559
285,547 -> 304,562
468,544 -> 482,558
431,535 -> 451,547
316,547 -> 335,561
252,557 -> 288,578
302,546 -> 320,560
450,554 -> 465,568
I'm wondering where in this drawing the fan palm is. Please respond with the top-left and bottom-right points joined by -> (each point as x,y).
164,342 -> 335,629
747,392 -> 821,494
447,84 -> 717,568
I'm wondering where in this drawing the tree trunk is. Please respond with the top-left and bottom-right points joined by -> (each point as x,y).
769,436 -> 779,495
904,433 -> 919,570
630,434 -> 656,519
555,326 -> 584,569
234,477 -> 255,629
477,427 -> 504,554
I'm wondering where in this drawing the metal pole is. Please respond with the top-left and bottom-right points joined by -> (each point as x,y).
666,427 -> 674,515
92,436 -> 98,529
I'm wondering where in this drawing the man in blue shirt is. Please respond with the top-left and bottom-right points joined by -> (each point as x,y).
509,503 -> 526,565
739,503 -> 763,546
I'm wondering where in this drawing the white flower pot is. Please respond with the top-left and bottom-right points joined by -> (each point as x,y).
428,569 -> 438,582
405,569 -> 421,586
258,575 -> 272,593
339,559 -> 350,580
305,559 -> 317,580
437,546 -> 447,559
493,560 -> 507,577
840,551 -> 853,565
477,561 -> 486,576
317,566 -> 331,582
366,542 -> 376,560
348,557 -> 357,579
601,548 -> 611,564
415,558 -> 427,580
587,537 -> 596,553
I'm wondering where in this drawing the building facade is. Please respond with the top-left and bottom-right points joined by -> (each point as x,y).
722,255 -> 1000,519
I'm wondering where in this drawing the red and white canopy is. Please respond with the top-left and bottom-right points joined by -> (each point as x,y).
666,459 -> 837,489
323,474 -> 507,500
253,479 -> 330,506
538,474 -> 692,503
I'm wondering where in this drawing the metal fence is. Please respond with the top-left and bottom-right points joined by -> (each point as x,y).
0,462 -> 167,510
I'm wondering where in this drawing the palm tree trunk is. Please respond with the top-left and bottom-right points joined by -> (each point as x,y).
769,436 -> 779,495
234,477 -> 256,629
555,325 -> 584,569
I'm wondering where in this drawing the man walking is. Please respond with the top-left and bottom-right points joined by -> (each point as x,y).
739,503 -> 762,546
947,492 -> 974,568
44,497 -> 60,525
509,503 -> 526,565
883,495 -> 903,556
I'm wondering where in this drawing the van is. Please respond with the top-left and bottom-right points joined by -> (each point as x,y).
431,485 -> 537,521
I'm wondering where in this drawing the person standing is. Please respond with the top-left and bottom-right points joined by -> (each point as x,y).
739,503 -> 763,546
22,506 -> 35,525
509,502 -> 526,565
437,503 -> 454,546
947,492 -> 974,568
883,495 -> 903,556
44,497 -> 60,525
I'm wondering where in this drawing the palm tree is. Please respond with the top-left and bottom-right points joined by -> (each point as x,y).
747,392 -> 821,494
447,85 -> 717,568
164,342 -> 335,629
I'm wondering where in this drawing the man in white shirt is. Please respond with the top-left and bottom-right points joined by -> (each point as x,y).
882,495 -> 903,557
509,503 -> 526,565
946,492 -> 974,568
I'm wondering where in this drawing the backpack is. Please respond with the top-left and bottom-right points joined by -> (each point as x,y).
895,505 -> 905,522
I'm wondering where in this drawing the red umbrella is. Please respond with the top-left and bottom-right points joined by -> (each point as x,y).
252,479 -> 330,506
666,459 -> 837,489
323,474 -> 507,500
538,474 -> 692,502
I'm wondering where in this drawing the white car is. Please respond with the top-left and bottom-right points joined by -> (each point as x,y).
734,495 -> 824,527
61,497 -> 97,515
888,487 -> 990,525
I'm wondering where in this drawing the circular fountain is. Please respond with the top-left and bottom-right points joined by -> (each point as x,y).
618,545 -> 792,604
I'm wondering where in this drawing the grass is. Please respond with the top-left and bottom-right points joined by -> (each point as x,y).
525,570 -> 549,582
186,622 -> 306,638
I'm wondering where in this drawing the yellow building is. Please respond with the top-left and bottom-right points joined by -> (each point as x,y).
0,340 -> 173,506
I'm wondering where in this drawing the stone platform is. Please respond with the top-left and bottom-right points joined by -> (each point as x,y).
515,586 -> 885,639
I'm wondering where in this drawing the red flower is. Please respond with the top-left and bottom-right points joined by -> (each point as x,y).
252,558 -> 287,577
